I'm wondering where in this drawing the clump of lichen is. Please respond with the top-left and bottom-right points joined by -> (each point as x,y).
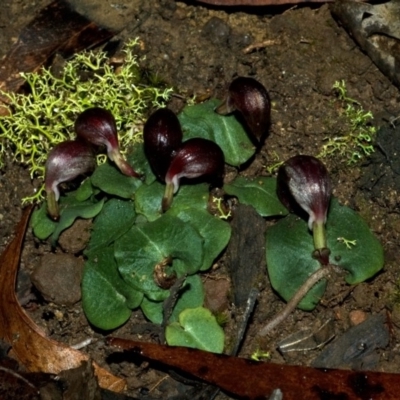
0,38 -> 172,202
318,80 -> 376,164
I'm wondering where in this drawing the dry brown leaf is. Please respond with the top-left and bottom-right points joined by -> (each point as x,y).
0,207 -> 126,393
108,337 -> 400,399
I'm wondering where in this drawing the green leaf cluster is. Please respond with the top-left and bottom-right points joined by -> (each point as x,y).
29,87 -> 263,352
220,176 -> 383,311
81,177 -> 231,351
29,79 -> 384,351
31,138 -> 234,353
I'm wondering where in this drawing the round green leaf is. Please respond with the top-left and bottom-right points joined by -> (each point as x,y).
135,182 -> 210,222
49,196 -> 105,244
166,307 -> 224,353
224,176 -> 288,217
82,247 -> 143,330
141,275 -> 205,324
115,213 -> 204,301
325,198 -> 384,284
31,203 -> 57,240
86,198 -> 136,257
178,99 -> 255,166
134,181 -> 164,222
91,161 -> 142,198
31,191 -> 104,242
169,208 -> 231,271
266,213 -> 326,311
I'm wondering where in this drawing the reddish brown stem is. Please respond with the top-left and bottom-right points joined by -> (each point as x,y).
259,264 -> 342,337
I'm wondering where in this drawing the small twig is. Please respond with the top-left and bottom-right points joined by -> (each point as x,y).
258,264 -> 341,337
242,39 -> 281,54
148,375 -> 169,393
71,338 -> 92,350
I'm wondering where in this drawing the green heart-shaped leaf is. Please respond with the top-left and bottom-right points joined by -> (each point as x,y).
31,191 -> 104,242
91,160 -> 142,198
85,198 -> 136,257
166,307 -> 224,353
115,213 -> 204,301
169,208 -> 231,271
224,176 -> 288,217
178,99 -> 255,166
82,246 -> 143,330
266,212 -> 326,310
49,197 -> 105,244
325,199 -> 384,284
141,275 -> 205,324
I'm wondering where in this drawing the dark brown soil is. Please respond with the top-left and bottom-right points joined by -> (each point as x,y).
1,0 -> 400,399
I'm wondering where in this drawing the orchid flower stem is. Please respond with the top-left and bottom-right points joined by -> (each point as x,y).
162,182 -> 175,212
46,191 -> 60,221
111,150 -> 141,178
258,264 -> 342,337
312,220 -> 327,250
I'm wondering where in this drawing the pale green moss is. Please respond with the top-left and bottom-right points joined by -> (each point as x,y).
0,39 -> 172,202
318,80 -> 376,164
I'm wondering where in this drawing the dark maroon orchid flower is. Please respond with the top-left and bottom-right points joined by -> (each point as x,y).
75,107 -> 140,177
216,76 -> 271,143
162,138 -> 225,211
143,108 -> 183,180
45,140 -> 96,220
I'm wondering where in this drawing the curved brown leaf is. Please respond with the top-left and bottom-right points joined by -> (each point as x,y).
0,207 -> 125,392
108,337 -> 400,399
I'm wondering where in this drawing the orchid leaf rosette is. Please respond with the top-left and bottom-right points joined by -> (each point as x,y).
267,155 -> 384,310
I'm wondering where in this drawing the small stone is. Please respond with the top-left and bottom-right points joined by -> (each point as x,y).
58,219 -> 92,254
202,17 -> 231,46
31,253 -> 83,306
349,309 -> 367,326
204,278 -> 230,314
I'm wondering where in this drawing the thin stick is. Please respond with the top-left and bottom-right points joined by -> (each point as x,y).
258,264 -> 341,337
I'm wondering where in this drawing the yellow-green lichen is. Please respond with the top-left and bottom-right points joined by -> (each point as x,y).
0,38 -> 172,202
318,80 -> 376,164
